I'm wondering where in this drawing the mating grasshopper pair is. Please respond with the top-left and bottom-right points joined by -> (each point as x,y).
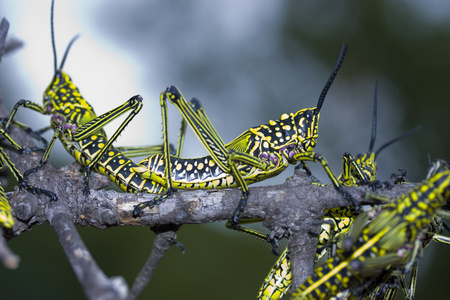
1,0 -> 358,233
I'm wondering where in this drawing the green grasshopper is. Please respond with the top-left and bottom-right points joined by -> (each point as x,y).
292,159 -> 450,300
132,44 -> 359,227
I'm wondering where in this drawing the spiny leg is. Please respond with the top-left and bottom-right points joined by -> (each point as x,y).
0,100 -> 49,155
293,151 -> 360,210
131,98 -> 214,217
0,120 -> 57,200
163,87 -> 280,226
21,95 -> 144,195
225,218 -> 280,255
134,88 -> 255,224
0,119 -> 48,153
23,126 -> 61,181
0,147 -> 56,203
66,95 -> 144,194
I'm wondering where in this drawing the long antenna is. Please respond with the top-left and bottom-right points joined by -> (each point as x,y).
316,43 -> 348,113
367,81 -> 378,153
51,0 -> 57,74
374,125 -> 421,158
59,34 -> 80,70
50,0 -> 80,72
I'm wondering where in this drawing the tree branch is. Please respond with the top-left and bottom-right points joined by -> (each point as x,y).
0,229 -> 19,269
3,126 -> 415,293
128,225 -> 182,300
49,208 -> 128,300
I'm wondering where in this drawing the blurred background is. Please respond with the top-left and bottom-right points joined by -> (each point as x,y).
0,0 -> 449,299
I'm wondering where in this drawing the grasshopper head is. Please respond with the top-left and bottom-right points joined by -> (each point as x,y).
292,107 -> 319,153
43,70 -> 78,109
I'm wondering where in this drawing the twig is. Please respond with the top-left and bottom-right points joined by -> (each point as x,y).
0,229 -> 19,269
128,225 -> 181,300
48,208 -> 129,300
0,18 -> 23,63
0,18 -> 10,62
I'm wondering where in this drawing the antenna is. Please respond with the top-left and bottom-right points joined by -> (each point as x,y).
51,0 -> 57,74
50,0 -> 80,72
374,126 -> 421,158
367,81 -> 378,153
59,34 -> 80,70
316,43 -> 348,113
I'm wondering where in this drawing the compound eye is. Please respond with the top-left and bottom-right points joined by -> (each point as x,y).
303,109 -> 314,121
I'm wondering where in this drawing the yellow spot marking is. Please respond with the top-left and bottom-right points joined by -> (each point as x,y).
282,125 -> 291,131
300,227 -> 389,295
417,201 -> 428,210
186,164 -> 193,171
281,113 -> 289,120
98,143 -> 104,149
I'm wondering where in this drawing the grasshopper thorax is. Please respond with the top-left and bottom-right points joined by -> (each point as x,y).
250,106 -> 319,162
292,106 -> 319,151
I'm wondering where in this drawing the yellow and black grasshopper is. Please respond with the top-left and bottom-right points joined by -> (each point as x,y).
131,44 -> 360,227
359,215 -> 450,300
1,0 -> 171,198
254,84 -> 419,300
292,159 -> 450,300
